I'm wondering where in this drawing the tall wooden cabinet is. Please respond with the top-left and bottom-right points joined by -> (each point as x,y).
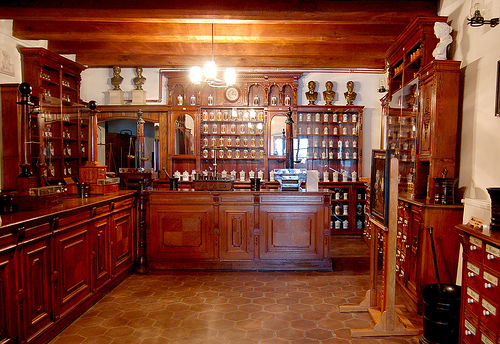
0,191 -> 135,344
14,47 -> 88,185
381,16 -> 464,312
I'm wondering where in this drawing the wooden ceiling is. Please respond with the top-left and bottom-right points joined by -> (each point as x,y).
0,0 -> 439,71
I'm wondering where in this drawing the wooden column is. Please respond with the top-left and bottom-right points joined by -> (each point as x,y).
136,110 -> 147,169
85,100 -> 100,166
135,181 -> 149,274
285,107 -> 294,169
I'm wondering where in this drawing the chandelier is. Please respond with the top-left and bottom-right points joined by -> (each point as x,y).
190,23 -> 236,87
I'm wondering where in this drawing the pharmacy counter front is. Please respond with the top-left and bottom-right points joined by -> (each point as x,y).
147,189 -> 332,270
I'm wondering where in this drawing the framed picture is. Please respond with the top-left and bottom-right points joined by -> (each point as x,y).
370,149 -> 391,227
496,60 -> 500,117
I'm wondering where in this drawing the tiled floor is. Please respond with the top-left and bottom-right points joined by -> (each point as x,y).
49,238 -> 423,344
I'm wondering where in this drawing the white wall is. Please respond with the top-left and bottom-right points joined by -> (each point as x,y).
439,0 -> 500,200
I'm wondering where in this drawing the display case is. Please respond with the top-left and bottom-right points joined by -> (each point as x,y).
199,107 -> 267,177
295,106 -> 363,181
17,47 -> 88,184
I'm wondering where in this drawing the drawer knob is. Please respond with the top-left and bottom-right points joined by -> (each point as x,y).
487,254 -> 495,260
467,298 -> 475,304
468,272 -> 476,278
483,310 -> 490,316
470,245 -> 477,251
465,330 -> 472,336
485,283 -> 493,289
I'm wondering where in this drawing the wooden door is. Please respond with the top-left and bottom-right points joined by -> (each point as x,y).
19,234 -> 54,342
110,208 -> 134,278
219,204 -> 254,261
53,222 -> 91,318
92,216 -> 111,291
0,248 -> 17,344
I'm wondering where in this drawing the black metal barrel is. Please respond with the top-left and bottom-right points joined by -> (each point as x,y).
420,283 -> 461,344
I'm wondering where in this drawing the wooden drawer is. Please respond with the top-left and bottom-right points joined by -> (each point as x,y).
479,296 -> 498,338
485,243 -> 500,272
479,328 -> 496,344
466,259 -> 483,291
469,236 -> 484,263
482,267 -> 500,304
465,285 -> 482,316
463,310 -> 480,344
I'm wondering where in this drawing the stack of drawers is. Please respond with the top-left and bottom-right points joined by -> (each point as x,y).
459,225 -> 500,344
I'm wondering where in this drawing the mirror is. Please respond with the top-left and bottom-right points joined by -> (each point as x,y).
270,115 -> 287,156
174,114 -> 195,155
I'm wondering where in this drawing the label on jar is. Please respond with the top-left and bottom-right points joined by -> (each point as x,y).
470,236 -> 482,248
483,271 -> 498,286
464,320 -> 476,335
481,298 -> 496,316
467,262 -> 480,275
481,334 -> 494,344
486,244 -> 500,258
467,287 -> 480,302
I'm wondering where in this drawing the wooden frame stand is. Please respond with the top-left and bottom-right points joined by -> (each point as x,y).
339,158 -> 421,337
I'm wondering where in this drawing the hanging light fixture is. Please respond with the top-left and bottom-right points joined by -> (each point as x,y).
190,23 -> 236,87
467,1 -> 499,27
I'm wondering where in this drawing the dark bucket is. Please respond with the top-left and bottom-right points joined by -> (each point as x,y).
169,178 -> 179,191
420,283 -> 461,344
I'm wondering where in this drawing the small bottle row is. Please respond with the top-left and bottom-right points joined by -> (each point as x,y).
298,125 -> 358,136
331,219 -> 365,230
298,112 -> 358,123
305,151 -> 358,160
202,136 -> 264,148
202,109 -> 265,122
202,148 -> 265,160
303,139 -> 358,149
202,122 -> 264,135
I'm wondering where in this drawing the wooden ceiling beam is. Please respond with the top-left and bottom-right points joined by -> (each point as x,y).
75,53 -> 385,70
13,20 -> 406,42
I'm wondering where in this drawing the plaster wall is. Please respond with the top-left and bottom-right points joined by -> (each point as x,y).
439,0 -> 500,200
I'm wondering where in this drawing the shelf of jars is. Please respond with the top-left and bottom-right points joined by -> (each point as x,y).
200,107 -> 266,175
383,80 -> 418,194
294,106 -> 363,179
320,182 -> 366,235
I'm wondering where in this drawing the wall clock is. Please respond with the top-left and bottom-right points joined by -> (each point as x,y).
225,86 -> 240,102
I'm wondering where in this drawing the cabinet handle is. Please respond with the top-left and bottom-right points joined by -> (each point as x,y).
467,298 -> 475,304
470,245 -> 477,251
487,254 -> 495,260
468,272 -> 476,278
465,330 -> 472,336
484,283 -> 493,289
483,310 -> 490,316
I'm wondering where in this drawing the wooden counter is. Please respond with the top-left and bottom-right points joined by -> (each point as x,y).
0,191 -> 136,344
147,189 -> 332,270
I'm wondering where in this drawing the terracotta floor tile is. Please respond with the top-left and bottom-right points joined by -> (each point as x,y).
48,238 -> 422,344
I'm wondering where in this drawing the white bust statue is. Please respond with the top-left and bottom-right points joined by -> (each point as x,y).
432,22 -> 453,60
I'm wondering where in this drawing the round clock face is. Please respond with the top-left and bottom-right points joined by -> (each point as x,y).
225,87 -> 240,102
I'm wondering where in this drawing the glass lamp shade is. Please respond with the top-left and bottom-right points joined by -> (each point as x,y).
190,66 -> 202,83
204,60 -> 217,80
225,68 -> 236,85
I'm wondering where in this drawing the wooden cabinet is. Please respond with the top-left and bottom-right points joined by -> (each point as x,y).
0,239 -> 17,344
147,190 -> 331,270
322,182 -> 367,235
382,17 -> 460,201
0,191 -> 135,344
396,196 -> 463,312
14,47 -> 88,184
295,106 -> 363,179
458,225 -> 500,344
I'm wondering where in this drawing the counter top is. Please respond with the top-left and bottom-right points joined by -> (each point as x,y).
0,190 -> 136,229
149,188 -> 332,195
398,193 -> 463,209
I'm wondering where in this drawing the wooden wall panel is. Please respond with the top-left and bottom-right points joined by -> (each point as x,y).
0,248 -> 16,344
219,205 -> 254,261
55,223 -> 91,318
